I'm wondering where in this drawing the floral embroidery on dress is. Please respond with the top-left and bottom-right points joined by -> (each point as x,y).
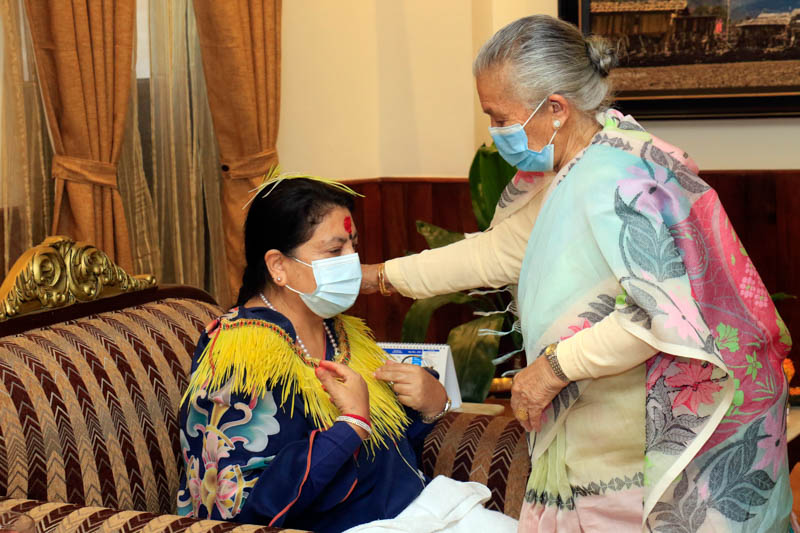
178,379 -> 280,518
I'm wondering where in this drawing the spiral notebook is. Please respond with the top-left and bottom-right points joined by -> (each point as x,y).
377,343 -> 462,409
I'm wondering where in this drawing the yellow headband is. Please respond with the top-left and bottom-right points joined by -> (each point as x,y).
243,166 -> 364,210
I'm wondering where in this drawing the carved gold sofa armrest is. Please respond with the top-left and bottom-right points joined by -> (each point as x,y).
0,236 -> 156,322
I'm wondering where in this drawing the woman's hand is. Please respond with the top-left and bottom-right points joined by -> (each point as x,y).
374,360 -> 447,419
511,355 -> 569,432
315,360 -> 371,438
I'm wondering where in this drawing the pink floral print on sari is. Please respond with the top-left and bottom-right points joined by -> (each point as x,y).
664,360 -> 722,414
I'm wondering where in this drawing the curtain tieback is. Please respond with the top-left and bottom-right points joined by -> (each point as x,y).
220,148 -> 278,180
52,155 -> 118,189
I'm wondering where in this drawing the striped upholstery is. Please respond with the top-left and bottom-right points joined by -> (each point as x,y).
421,412 -> 530,519
0,298 -> 222,520
0,292 -> 529,531
0,498 -> 304,532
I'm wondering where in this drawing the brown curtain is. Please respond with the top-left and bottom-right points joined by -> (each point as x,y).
192,0 -> 281,296
25,0 -> 135,270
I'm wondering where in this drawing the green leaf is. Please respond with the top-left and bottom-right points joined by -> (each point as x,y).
401,293 -> 475,343
616,290 -> 628,307
715,323 -> 740,353
770,292 -> 797,302
468,143 -> 517,231
744,352 -> 762,380
415,220 -> 465,249
447,314 -> 505,403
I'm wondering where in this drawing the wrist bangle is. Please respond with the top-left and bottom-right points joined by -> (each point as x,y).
420,398 -> 451,424
542,342 -> 569,383
343,413 -> 371,428
377,263 -> 391,297
337,415 -> 372,438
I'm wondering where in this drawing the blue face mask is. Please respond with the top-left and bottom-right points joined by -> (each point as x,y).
488,96 -> 559,172
285,252 -> 362,318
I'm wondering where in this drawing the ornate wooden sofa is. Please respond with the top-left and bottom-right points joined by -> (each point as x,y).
0,237 -> 530,532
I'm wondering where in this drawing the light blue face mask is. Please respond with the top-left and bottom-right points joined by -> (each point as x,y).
488,96 -> 559,172
285,252 -> 362,318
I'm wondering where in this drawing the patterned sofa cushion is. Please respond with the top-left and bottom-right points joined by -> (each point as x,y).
421,412 -> 530,519
0,297 -> 222,516
0,498 -> 305,532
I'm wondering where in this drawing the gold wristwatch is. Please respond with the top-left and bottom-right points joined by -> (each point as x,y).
542,342 -> 569,383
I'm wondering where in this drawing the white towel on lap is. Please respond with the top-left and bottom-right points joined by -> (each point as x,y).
343,476 -> 519,533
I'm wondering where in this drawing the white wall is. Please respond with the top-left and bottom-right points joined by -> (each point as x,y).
374,1 -> 474,177
278,1 -> 800,177
641,118 -> 800,170
279,1 -> 381,179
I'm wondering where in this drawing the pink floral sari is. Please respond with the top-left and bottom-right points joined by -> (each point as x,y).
514,111 -> 792,532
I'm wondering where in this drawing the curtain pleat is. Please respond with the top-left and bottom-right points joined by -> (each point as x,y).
0,0 -> 51,277
24,0 -> 135,270
117,38 -> 159,279
192,0 -> 282,297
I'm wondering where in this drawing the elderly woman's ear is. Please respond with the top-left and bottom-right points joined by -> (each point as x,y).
546,95 -> 570,128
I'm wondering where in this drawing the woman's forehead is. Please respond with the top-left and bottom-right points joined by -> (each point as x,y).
478,71 -> 523,110
307,206 -> 356,241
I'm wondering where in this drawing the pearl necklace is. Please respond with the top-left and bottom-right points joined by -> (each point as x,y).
259,293 -> 339,359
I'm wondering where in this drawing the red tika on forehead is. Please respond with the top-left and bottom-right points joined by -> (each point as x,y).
344,216 -> 352,234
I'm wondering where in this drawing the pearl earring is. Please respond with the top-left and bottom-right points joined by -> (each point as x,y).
276,277 -> 281,282
553,119 -> 562,128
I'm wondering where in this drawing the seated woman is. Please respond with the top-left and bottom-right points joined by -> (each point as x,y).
177,174 -> 515,533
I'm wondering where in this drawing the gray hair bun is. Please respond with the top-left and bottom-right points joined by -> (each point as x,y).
585,35 -> 618,78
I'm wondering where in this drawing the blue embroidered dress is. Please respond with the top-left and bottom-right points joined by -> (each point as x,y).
177,306 -> 436,532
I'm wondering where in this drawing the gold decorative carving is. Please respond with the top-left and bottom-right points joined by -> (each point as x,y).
0,236 -> 157,322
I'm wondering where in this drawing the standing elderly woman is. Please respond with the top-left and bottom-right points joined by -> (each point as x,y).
363,15 -> 792,532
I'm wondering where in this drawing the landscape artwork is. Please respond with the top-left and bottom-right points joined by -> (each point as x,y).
561,0 -> 800,117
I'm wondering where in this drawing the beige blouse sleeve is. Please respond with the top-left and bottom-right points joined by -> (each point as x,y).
384,181 -> 551,300
557,311 -> 659,381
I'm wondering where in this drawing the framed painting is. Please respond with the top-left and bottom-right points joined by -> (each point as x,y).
559,0 -> 800,118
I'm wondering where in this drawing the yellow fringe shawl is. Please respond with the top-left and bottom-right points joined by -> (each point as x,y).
181,314 -> 410,451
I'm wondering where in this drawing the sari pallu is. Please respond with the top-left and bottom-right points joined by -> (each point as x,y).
515,111 -> 792,532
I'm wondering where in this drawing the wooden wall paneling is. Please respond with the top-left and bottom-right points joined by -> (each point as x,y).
355,181 -> 390,339
775,173 -> 800,373
406,182 -> 435,253
703,172 -> 778,289
381,183 -> 410,258
347,181 -> 368,326
431,182 -> 478,236
379,182 -> 415,340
